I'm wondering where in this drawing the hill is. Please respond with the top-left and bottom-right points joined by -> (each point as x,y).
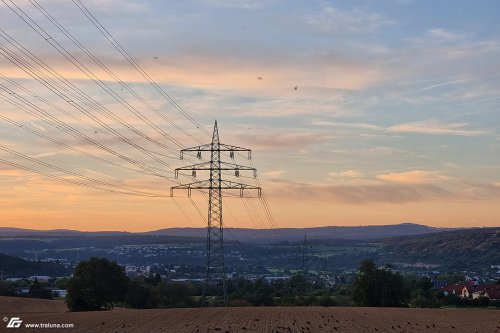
0,223 -> 450,243
381,227 -> 500,270
0,227 -> 128,237
1,225 -> 496,274
147,223 -> 448,242
0,253 -> 70,278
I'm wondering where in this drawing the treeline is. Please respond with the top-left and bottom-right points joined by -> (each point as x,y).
60,257 -> 500,311
350,260 -> 499,308
0,277 -> 54,299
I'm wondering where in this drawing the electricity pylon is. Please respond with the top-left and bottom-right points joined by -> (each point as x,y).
170,121 -> 261,306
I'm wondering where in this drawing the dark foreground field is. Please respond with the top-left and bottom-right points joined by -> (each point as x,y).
1,297 -> 499,333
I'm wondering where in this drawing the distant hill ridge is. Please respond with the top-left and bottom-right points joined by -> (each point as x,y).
0,223 -> 451,241
0,253 -> 70,277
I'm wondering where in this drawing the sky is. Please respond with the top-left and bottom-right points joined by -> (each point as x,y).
0,0 -> 499,232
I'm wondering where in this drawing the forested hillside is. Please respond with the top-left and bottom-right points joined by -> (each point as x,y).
0,253 -> 70,278
381,228 -> 500,271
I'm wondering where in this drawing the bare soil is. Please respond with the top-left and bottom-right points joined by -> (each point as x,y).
1,298 -> 499,333
0,296 -> 66,313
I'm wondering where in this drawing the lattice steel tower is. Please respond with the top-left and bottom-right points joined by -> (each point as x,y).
170,121 -> 261,306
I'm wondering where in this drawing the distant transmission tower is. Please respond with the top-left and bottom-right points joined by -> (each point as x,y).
170,121 -> 261,306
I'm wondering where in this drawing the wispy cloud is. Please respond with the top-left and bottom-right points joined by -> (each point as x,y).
268,179 -> 453,205
420,79 -> 471,91
263,170 -> 284,178
329,170 -> 364,178
201,0 -> 267,9
311,119 -> 382,131
428,28 -> 465,40
76,0 -> 149,13
30,122 -> 46,132
235,131 -> 329,150
305,7 -> 394,33
387,120 -> 486,136
32,151 -> 57,158
376,170 -> 450,184
312,118 -> 487,137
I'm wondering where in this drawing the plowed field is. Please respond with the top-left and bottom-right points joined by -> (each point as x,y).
1,297 -> 499,333
0,296 -> 66,313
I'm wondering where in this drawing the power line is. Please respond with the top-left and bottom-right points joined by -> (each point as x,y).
0,112 -> 173,180
0,145 -> 168,198
28,0 -> 196,148
1,0 -> 186,155
0,79 -> 172,178
0,0 -> 279,243
0,38 -> 180,171
49,0 -> 278,240
71,0 -> 211,138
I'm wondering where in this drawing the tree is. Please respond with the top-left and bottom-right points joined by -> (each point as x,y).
409,277 -> 442,308
154,282 -> 196,307
28,278 -> 52,299
66,257 -> 129,311
352,259 -> 406,307
0,280 -> 15,296
126,280 -> 157,309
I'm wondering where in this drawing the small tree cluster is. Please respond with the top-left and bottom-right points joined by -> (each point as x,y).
352,260 -> 406,307
66,257 -> 197,311
66,257 -> 128,311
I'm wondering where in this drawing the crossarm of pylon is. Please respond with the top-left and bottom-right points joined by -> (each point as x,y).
180,143 -> 252,159
219,144 -> 252,159
175,161 -> 257,178
174,161 -> 211,178
220,180 -> 262,197
170,180 -> 210,196
170,179 -> 261,197
180,144 -> 212,159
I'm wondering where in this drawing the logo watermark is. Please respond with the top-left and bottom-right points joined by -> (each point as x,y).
6,317 -> 22,328
4,316 -> 74,329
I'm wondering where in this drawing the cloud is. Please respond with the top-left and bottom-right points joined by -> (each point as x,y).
0,46 -> 382,99
312,118 -> 487,138
428,28 -> 465,40
311,119 -> 382,131
376,170 -> 450,184
200,0 -> 266,9
73,0 -> 148,13
0,166 -> 25,177
329,170 -> 363,178
235,131 -> 329,150
263,170 -> 284,178
420,79 -> 471,91
268,179 -> 453,205
32,152 -> 57,158
306,7 -> 394,33
387,120 -> 485,136
30,122 -> 46,132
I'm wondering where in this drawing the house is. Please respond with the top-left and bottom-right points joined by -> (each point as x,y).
483,285 -> 500,300
51,289 -> 68,298
461,284 -> 485,298
441,282 -> 475,296
14,288 -> 30,294
5,277 -> 24,282
28,275 -> 52,282
432,280 -> 447,289
443,282 -> 500,301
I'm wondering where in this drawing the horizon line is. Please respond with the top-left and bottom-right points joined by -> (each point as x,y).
0,222 -> 497,234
